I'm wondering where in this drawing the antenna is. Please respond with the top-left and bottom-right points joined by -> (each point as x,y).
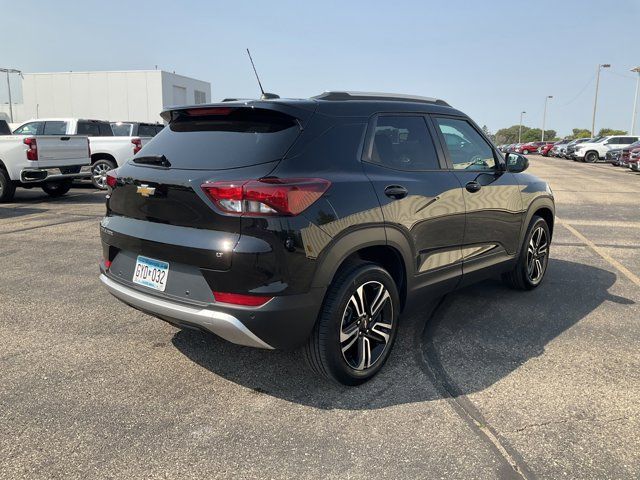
246,49 -> 279,100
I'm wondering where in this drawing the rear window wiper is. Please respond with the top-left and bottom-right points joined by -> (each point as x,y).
133,155 -> 171,168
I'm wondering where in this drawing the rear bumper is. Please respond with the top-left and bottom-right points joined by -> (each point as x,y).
99,271 -> 325,350
20,166 -> 85,183
100,273 -> 274,349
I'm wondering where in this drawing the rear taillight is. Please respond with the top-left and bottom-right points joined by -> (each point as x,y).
201,178 -> 331,216
132,138 -> 142,154
106,170 -> 117,189
24,137 -> 38,160
212,291 -> 273,307
104,260 -> 112,269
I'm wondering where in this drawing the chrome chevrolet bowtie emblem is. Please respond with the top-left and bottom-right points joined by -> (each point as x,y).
136,184 -> 156,197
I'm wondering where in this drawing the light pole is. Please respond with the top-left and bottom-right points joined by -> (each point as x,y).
0,68 -> 23,123
518,111 -> 526,143
631,66 -> 640,135
542,95 -> 553,141
591,63 -> 610,137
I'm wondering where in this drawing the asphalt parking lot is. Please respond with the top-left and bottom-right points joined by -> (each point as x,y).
1,158 -> 639,479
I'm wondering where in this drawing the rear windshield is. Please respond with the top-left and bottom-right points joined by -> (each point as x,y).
140,108 -> 301,169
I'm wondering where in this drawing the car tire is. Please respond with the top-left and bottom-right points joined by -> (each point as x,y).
0,169 -> 16,203
91,159 -> 116,190
585,151 -> 598,163
523,149 -> 529,155
304,261 -> 400,386
502,215 -> 550,291
42,180 -> 72,198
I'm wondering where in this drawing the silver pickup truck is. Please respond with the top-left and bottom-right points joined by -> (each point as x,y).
0,132 -> 90,202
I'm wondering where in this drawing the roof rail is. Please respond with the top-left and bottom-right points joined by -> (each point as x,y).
312,91 -> 450,106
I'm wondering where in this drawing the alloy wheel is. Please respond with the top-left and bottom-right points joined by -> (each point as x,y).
526,226 -> 548,284
339,281 -> 394,371
92,162 -> 111,189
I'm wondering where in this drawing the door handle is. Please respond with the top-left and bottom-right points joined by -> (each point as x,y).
465,181 -> 482,193
384,185 -> 408,200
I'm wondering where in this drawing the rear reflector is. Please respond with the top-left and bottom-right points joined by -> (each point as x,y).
201,178 -> 330,216
212,291 -> 273,307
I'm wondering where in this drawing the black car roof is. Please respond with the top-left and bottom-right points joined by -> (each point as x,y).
161,91 -> 464,121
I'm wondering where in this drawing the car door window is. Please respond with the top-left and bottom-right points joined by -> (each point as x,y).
433,117 -> 497,171
367,115 -> 440,171
43,121 -> 68,135
14,121 -> 44,135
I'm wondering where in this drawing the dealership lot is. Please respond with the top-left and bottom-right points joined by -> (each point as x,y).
0,158 -> 638,479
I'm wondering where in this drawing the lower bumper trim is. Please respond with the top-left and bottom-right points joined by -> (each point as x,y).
99,274 -> 274,349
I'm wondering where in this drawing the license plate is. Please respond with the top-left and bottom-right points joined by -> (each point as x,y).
132,255 -> 169,291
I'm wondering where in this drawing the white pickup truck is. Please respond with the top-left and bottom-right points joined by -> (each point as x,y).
0,131 -> 90,202
13,118 -> 152,189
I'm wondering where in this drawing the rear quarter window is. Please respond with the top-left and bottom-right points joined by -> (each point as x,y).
141,108 -> 301,170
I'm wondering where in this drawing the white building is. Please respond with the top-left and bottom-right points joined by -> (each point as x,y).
0,70 -> 211,125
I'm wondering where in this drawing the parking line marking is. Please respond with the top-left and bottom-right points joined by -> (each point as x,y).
557,218 -> 640,287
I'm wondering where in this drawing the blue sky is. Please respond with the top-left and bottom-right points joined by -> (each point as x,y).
1,0 -> 639,136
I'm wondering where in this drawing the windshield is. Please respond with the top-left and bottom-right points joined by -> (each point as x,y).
111,123 -> 133,136
591,137 -> 605,143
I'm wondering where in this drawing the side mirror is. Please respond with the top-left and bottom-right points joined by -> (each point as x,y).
505,152 -> 529,173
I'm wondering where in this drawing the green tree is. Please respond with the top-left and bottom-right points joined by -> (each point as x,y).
495,125 -> 526,144
481,124 -> 495,142
569,128 -> 591,139
597,128 -> 627,136
495,125 -> 556,144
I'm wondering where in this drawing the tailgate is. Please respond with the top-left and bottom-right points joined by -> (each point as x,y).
34,135 -> 90,168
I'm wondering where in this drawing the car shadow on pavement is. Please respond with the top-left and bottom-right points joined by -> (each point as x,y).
172,258 -> 633,410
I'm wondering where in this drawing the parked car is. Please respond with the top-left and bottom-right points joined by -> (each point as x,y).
565,138 -> 593,160
0,120 -> 11,135
515,141 -> 546,154
0,129 -> 90,202
606,148 -> 623,165
98,91 -> 555,385
629,150 -> 640,171
111,122 -> 165,137
550,140 -> 570,157
539,142 -> 556,156
13,118 -> 153,189
618,141 -> 640,166
573,135 -> 640,162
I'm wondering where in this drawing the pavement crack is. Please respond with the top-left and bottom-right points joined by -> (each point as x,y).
417,295 -> 536,480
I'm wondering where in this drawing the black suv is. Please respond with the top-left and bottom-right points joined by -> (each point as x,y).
99,92 -> 554,385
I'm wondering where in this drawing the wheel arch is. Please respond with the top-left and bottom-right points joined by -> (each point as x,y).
519,196 -> 555,254
310,226 -> 412,311
91,152 -> 117,165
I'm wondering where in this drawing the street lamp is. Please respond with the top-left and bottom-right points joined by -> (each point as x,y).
518,111 -> 526,143
591,63 -> 610,137
0,67 -> 23,123
631,66 -> 640,136
542,95 -> 553,141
